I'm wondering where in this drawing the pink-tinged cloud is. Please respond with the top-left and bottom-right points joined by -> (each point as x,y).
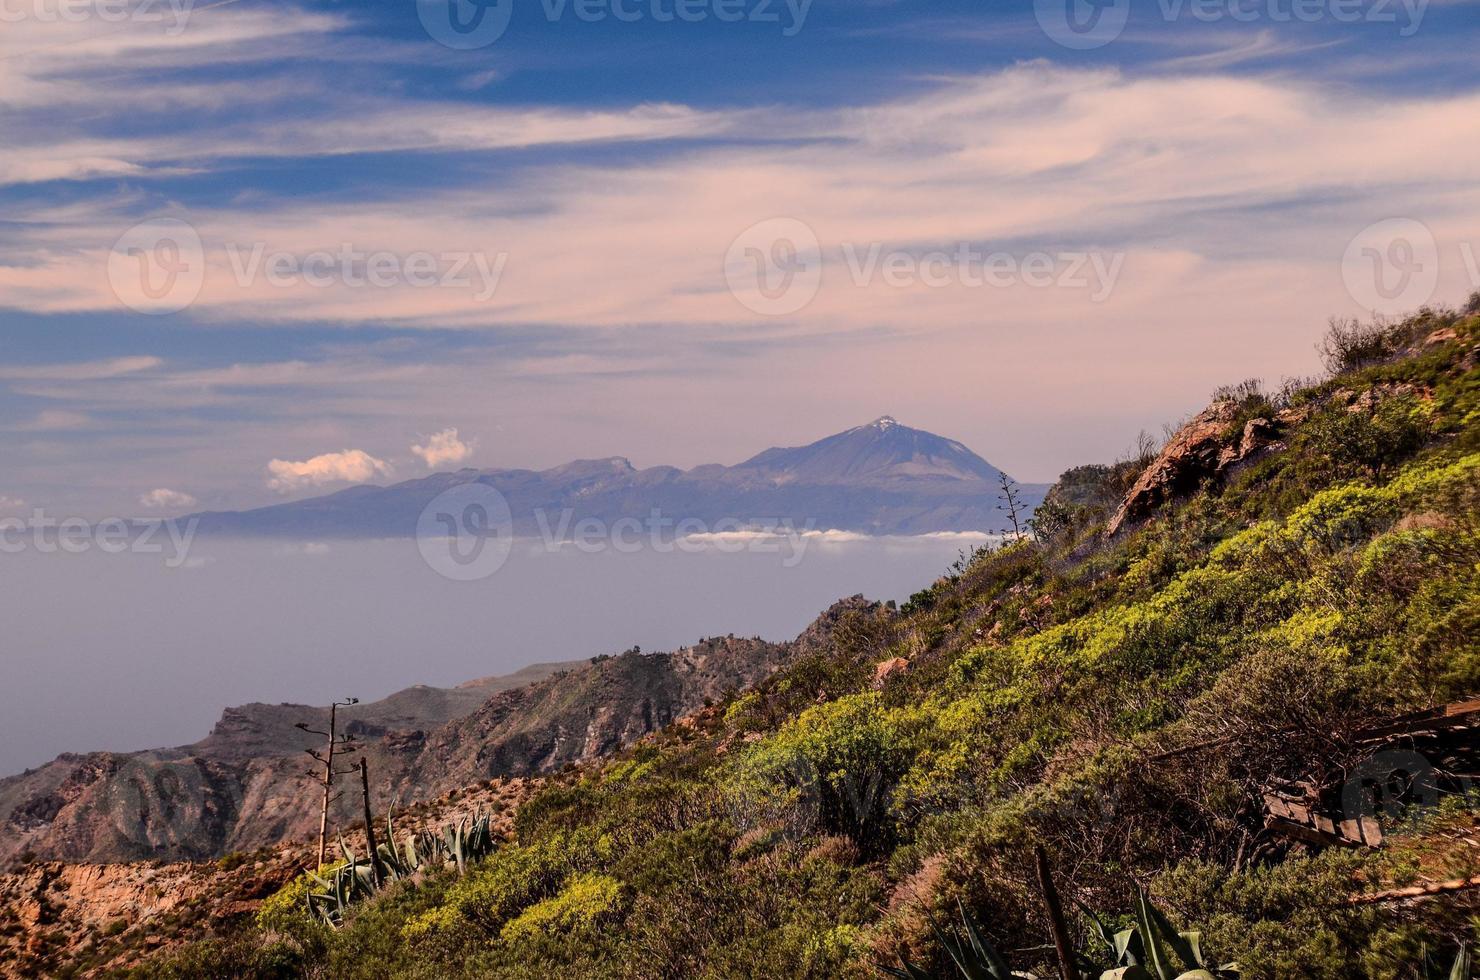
1,66 -> 1476,332
411,428 -> 474,469
266,449 -> 392,492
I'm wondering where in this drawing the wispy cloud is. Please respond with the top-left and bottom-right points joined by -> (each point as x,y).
3,64 -> 1476,332
0,4 -> 737,187
0,356 -> 162,381
139,487 -> 197,509
1154,30 -> 1345,71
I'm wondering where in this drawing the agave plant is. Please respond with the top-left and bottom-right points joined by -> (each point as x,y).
304,808 -> 501,927
1083,889 -> 1238,980
885,899 -> 1041,980
305,842 -> 381,927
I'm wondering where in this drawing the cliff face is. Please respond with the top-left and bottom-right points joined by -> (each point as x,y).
0,602 -> 877,865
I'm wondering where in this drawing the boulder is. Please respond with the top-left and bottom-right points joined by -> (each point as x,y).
1105,402 -> 1239,536
871,657 -> 910,689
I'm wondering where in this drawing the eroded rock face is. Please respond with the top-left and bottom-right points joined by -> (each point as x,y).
1106,402 -> 1240,536
1105,403 -> 1293,536
872,657 -> 910,689
0,852 -> 299,979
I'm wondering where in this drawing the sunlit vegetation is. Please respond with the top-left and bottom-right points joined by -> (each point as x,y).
132,303 -> 1480,979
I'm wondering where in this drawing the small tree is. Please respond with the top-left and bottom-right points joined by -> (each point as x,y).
296,697 -> 359,869
997,472 -> 1027,541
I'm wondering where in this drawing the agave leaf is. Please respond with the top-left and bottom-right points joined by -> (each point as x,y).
957,899 -> 1014,979
883,955 -> 936,980
1101,968 -> 1154,980
1074,898 -> 1118,957
930,916 -> 991,980
1179,932 -> 1205,968
1138,889 -> 1201,975
1450,945 -> 1471,980
1116,928 -> 1143,966
1134,890 -> 1175,980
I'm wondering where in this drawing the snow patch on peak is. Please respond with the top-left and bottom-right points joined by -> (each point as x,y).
869,415 -> 899,430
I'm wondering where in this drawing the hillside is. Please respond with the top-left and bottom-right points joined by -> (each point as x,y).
0,626 -> 843,866
187,417 -> 1046,538
7,302 -> 1480,979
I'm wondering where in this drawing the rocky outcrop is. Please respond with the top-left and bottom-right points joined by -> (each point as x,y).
0,850 -> 300,978
872,657 -> 910,689
1106,402 -> 1284,536
0,776 -> 538,979
1106,403 -> 1239,536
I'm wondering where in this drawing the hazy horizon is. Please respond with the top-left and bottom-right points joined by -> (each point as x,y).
0,534 -> 982,777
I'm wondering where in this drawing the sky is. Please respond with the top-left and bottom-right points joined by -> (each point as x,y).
2,0 -> 1480,518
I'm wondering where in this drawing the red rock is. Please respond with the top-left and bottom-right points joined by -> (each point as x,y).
1106,402 -> 1239,536
872,657 -> 910,688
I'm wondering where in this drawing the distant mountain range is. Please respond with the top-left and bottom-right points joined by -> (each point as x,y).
190,417 -> 1045,537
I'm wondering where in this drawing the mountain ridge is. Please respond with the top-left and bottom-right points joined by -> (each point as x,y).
0,600 -> 880,865
186,418 -> 1044,538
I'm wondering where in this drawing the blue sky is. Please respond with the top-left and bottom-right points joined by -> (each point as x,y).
2,0 -> 1479,515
